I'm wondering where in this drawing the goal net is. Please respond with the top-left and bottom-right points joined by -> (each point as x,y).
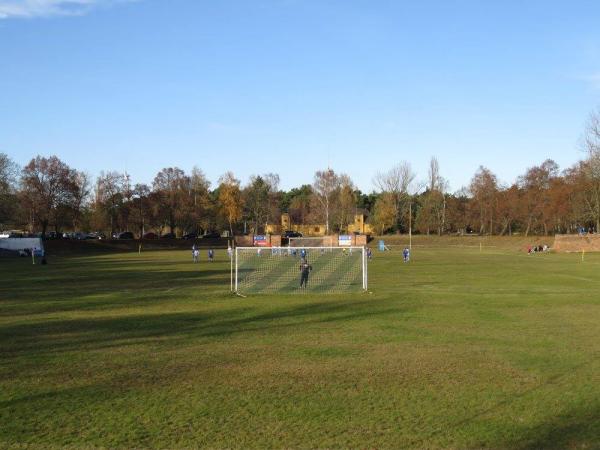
288,236 -> 333,247
233,246 -> 367,294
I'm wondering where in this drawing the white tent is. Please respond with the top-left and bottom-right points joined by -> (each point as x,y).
0,238 -> 44,256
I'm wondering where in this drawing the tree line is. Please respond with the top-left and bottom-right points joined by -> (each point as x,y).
2,109 -> 600,238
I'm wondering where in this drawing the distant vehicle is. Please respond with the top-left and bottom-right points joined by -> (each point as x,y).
118,231 -> 134,240
202,231 -> 221,239
182,232 -> 197,240
73,232 -> 88,240
1,230 -> 26,238
161,232 -> 176,239
1,230 -> 28,238
283,230 -> 303,238
87,232 -> 106,240
46,231 -> 60,240
142,232 -> 158,240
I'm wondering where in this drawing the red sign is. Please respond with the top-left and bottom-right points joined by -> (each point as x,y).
253,235 -> 269,246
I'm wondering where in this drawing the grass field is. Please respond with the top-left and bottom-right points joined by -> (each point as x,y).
1,239 -> 600,448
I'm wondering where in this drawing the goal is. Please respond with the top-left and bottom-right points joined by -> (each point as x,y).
288,236 -> 333,247
232,246 -> 368,295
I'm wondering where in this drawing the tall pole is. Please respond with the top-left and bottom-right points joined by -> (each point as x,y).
409,201 -> 412,251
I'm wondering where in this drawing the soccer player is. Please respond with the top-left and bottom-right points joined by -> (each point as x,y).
403,247 -> 410,263
227,245 -> 233,259
299,258 -> 312,289
193,248 -> 199,263
300,248 -> 307,259
208,249 -> 214,262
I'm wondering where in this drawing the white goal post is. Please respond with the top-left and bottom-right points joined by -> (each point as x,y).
233,246 -> 368,295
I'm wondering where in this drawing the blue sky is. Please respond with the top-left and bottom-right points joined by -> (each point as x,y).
1,0 -> 600,192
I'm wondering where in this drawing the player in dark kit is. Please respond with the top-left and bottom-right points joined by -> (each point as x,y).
299,258 -> 312,289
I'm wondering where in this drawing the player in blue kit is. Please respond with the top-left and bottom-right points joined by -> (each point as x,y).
403,247 -> 410,263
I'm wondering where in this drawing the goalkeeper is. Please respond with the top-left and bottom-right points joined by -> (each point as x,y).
299,258 -> 312,289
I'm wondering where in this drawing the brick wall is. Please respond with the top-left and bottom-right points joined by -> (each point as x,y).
355,235 -> 367,246
235,234 -> 368,247
234,235 -> 253,247
553,234 -> 600,252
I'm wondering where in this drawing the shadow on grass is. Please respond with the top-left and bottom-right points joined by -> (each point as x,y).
505,403 -> 600,449
408,357 -> 600,449
0,258 -> 232,317
0,384 -> 105,410
1,299 -> 404,358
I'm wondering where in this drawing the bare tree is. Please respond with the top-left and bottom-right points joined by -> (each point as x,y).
582,108 -> 600,231
96,171 -> 126,235
373,161 -> 416,194
373,161 -> 416,230
417,157 -> 448,235
264,173 -> 281,231
70,171 -> 91,231
517,160 -> 559,235
470,166 -> 498,235
132,183 -> 151,237
153,167 -> 188,235
20,155 -> 76,237
0,153 -> 18,190
584,107 -> 600,154
189,167 -> 212,234
312,169 -> 340,234
0,153 -> 19,229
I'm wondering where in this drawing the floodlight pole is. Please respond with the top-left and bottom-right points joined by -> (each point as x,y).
409,202 -> 412,251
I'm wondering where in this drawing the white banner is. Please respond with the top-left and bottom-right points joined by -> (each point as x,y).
0,238 -> 44,255
338,235 -> 352,246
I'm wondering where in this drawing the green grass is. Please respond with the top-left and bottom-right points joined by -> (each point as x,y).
1,242 -> 600,448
